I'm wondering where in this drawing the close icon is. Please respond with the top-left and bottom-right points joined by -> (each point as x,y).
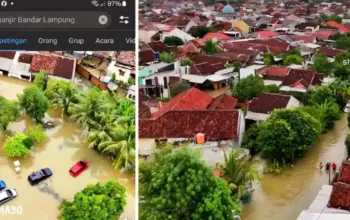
98,15 -> 108,25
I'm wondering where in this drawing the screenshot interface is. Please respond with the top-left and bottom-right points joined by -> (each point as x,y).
0,1 -> 135,220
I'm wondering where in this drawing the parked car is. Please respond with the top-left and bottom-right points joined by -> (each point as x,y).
0,189 -> 17,205
28,168 -> 52,185
0,181 -> 5,191
69,161 -> 88,177
344,103 -> 350,112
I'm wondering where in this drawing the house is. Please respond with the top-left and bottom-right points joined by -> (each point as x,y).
327,160 -> 350,210
107,51 -> 135,83
160,26 -> 195,43
246,93 -> 300,121
139,61 -> 180,98
139,88 -> 245,155
255,30 -> 278,39
202,32 -> 232,41
231,20 -> 251,34
294,22 -> 320,33
316,47 -> 343,62
126,85 -> 136,101
259,66 -> 290,86
280,69 -> 324,93
239,65 -> 265,79
327,21 -> 349,33
0,52 -> 77,81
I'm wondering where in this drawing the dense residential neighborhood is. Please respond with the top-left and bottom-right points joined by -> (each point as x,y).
0,51 -> 135,219
138,1 -> 350,219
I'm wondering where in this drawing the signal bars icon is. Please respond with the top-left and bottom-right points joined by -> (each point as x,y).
91,0 -> 106,7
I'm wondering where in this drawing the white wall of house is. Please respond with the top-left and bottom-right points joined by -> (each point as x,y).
107,61 -> 132,83
287,96 -> 300,107
280,86 -> 307,93
245,111 -> 269,121
185,20 -> 198,33
127,85 -> 136,101
263,79 -> 283,86
143,70 -> 178,98
161,28 -> 195,44
237,110 -> 246,147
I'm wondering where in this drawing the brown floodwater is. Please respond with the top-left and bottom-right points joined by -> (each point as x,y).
0,76 -> 135,219
241,114 -> 349,220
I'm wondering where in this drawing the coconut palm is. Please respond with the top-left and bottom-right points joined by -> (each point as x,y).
222,148 -> 261,198
86,113 -> 118,148
98,118 -> 135,170
69,88 -> 108,129
203,39 -> 218,55
50,83 -> 77,116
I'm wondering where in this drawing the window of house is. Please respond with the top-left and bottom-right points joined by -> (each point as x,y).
164,77 -> 168,89
119,70 -> 125,76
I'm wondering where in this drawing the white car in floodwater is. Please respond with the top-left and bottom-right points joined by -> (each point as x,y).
0,189 -> 17,205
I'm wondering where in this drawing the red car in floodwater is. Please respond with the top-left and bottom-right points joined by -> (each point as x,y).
69,161 -> 88,177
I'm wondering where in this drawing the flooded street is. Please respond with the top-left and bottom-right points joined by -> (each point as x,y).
242,114 -> 349,220
0,76 -> 135,219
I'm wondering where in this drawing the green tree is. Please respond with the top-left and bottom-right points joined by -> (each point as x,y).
0,96 -> 19,130
192,26 -> 211,38
163,36 -> 184,46
27,125 -> 46,143
34,70 -> 48,90
18,86 -> 50,122
3,133 -> 31,157
262,84 -> 279,93
50,82 -> 77,116
170,80 -> 191,97
45,79 -> 72,100
327,14 -> 342,23
58,181 -> 126,220
283,54 -> 303,66
231,75 -> 265,100
310,85 -> 336,105
310,54 -> 334,75
334,64 -> 350,80
258,108 -> 322,162
203,39 -> 218,54
159,52 -> 175,63
181,57 -> 193,66
139,147 -> 241,220
221,149 -> 260,198
111,73 -> 116,82
336,36 -> 350,50
263,53 -> 276,65
242,122 -> 262,155
314,100 -> 340,129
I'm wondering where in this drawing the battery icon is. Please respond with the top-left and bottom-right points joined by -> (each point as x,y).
122,1 -> 126,6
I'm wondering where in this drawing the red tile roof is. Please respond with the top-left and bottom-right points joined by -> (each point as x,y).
117,51 -> 135,66
139,50 -> 155,65
328,182 -> 350,210
281,69 -> 323,88
262,66 -> 290,77
152,88 -> 213,119
30,54 -> 75,79
139,102 -> 152,119
191,62 -> 226,76
202,32 -> 232,41
248,93 -> 292,114
147,41 -> 168,53
139,110 -> 240,140
214,52 -> 251,63
327,21 -> 349,33
317,47 -> 343,58
0,52 -> 15,59
338,161 -> 350,184
292,35 -> 316,43
18,53 -> 33,64
208,94 -> 238,110
313,30 -> 337,41
256,31 -> 279,38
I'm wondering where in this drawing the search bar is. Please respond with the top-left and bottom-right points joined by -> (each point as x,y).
0,11 -> 111,28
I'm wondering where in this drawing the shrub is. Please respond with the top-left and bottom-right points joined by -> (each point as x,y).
28,125 -> 46,143
3,133 -> 31,157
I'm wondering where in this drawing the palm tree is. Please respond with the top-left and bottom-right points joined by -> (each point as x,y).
221,149 -> 260,198
203,39 -> 218,55
86,113 -> 118,148
69,88 -> 108,130
50,84 -> 77,116
97,117 -> 135,170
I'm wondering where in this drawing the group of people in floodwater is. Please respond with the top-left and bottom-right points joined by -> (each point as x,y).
319,162 -> 337,171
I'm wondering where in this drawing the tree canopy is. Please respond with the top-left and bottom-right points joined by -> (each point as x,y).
0,96 -> 19,130
163,36 -> 185,46
34,70 -> 49,90
3,133 -> 32,157
310,54 -> 334,75
231,75 -> 265,100
192,26 -> 211,38
59,180 -> 126,220
203,39 -> 218,54
18,86 -> 50,122
283,54 -> 303,66
139,147 -> 241,220
159,52 -> 175,63
258,108 -> 322,163
170,80 -> 191,97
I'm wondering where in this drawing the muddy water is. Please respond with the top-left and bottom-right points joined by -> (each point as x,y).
241,114 -> 349,220
0,76 -> 135,220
